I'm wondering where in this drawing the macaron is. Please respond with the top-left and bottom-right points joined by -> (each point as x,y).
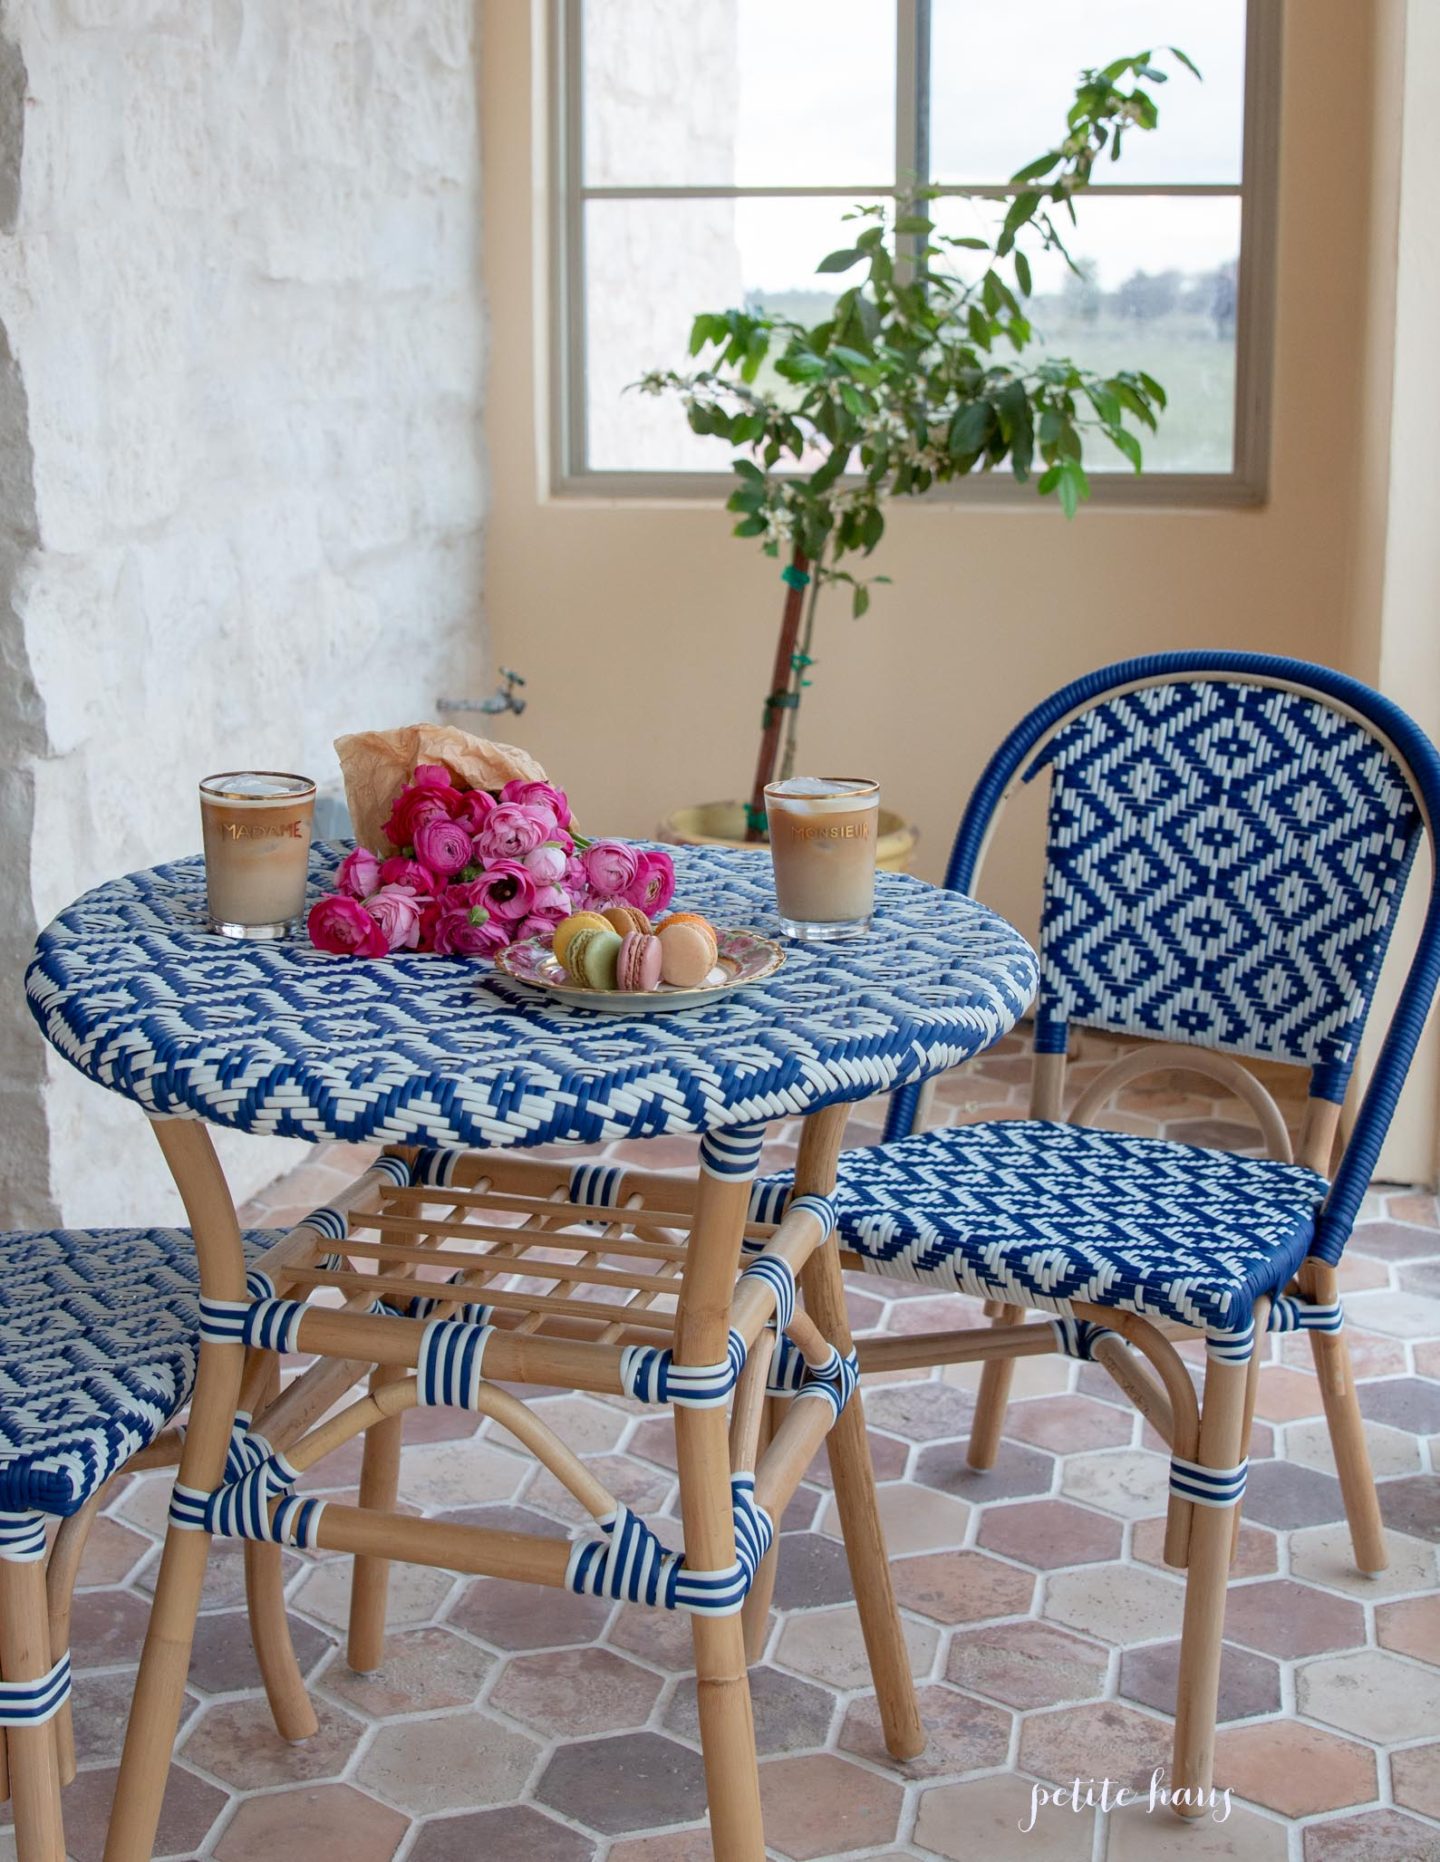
658,918 -> 718,988
553,911 -> 612,969
657,912 -> 713,936
604,904 -> 653,938
615,930 -> 663,992
565,926 -> 622,990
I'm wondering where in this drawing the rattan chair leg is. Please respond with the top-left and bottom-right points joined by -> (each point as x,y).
966,1304 -> 1026,1469
1301,1264 -> 1387,1574
347,1363 -> 408,1673
45,1490 -> 105,1787
796,1105 -> 924,1764
104,1120 -> 249,1862
1171,1351 -> 1249,1817
0,1556 -> 64,1860
675,1167 -> 764,1862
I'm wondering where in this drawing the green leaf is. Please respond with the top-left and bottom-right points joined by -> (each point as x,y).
949,400 -> 994,455
1168,44 -> 1202,79
1138,370 -> 1168,409
1108,425 -> 1143,471
1014,250 -> 1032,297
852,584 -> 870,618
816,248 -> 863,274
732,514 -> 767,537
1009,151 -> 1062,184
894,215 -> 933,235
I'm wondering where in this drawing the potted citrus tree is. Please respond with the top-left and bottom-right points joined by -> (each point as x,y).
644,48 -> 1197,859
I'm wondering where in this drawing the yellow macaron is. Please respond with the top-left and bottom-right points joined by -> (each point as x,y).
553,911 -> 613,969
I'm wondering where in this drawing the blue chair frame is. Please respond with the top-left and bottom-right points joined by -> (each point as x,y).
858,650 -> 1440,1815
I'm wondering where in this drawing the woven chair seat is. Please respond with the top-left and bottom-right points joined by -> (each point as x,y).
0,1227 -> 276,1518
751,1121 -> 1327,1339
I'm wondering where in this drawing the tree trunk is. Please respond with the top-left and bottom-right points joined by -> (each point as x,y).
745,545 -> 810,842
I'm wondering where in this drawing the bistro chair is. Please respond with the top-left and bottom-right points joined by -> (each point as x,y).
0,1223 -> 308,1860
744,651 -> 1440,1813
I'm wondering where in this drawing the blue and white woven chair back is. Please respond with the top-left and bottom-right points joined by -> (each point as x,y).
1030,678 -> 1419,1101
887,652 -> 1440,1266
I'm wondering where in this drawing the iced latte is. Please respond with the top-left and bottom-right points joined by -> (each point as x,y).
200,771 -> 316,939
764,777 -> 879,940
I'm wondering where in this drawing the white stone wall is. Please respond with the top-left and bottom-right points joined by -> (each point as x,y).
0,0 -> 487,1225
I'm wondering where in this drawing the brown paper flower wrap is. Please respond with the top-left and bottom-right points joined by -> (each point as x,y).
335,724 -> 550,855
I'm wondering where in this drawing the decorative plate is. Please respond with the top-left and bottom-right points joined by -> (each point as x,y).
494,926 -> 786,1014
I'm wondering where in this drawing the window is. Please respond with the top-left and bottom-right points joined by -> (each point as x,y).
551,0 -> 1279,501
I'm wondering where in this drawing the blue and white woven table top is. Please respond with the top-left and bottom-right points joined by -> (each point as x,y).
26,844 -> 1038,1152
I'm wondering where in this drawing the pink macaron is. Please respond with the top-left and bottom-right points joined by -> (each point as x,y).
615,930 -> 663,992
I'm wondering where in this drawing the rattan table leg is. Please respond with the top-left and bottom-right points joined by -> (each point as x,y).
347,1363 -> 408,1672
104,1121 -> 249,1862
795,1103 -> 925,1763
675,1167 -> 764,1862
0,1556 -> 64,1861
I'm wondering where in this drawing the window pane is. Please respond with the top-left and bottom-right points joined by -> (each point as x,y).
583,197 -> 879,471
931,0 -> 1245,185
932,194 -> 1241,472
582,0 -> 895,188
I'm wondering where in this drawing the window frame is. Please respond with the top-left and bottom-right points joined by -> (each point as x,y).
548,0 -> 1280,506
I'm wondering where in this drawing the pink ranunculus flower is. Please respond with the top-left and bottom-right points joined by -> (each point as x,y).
476,803 -> 550,863
465,861 -> 536,923
523,841 -> 570,883
627,849 -> 676,915
581,839 -> 638,899
336,846 -> 381,899
433,905 -> 507,957
308,894 -> 389,958
530,883 -> 572,919
516,912 -> 563,941
453,789 -> 496,834
502,779 -> 571,829
383,785 -> 452,851
378,855 -> 432,893
412,764 -> 455,790
413,815 -> 474,878
365,884 -> 426,952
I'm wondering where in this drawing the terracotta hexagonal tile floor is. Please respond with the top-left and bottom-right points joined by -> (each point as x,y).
21,1075 -> 1438,1860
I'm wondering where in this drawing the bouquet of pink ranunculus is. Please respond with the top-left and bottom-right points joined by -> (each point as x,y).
307,765 -> 676,959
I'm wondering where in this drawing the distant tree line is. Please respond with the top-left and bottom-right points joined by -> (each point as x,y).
1057,257 -> 1236,335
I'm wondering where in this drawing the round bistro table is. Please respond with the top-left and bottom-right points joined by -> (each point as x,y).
27,843 -> 1037,1862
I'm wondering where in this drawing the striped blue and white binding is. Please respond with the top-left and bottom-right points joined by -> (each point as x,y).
620,1331 -> 747,1408
566,1475 -> 774,1615
1169,1456 -> 1249,1508
0,1511 -> 48,1563
0,1654 -> 71,1727
1269,1294 -> 1344,1334
699,1125 -> 767,1179
739,1256 -> 797,1331
570,1162 -> 626,1211
791,1344 -> 861,1419
417,1318 -> 494,1408
1049,1317 -> 1113,1362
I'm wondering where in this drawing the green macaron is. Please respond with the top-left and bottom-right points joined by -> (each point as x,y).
565,926 -> 622,990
